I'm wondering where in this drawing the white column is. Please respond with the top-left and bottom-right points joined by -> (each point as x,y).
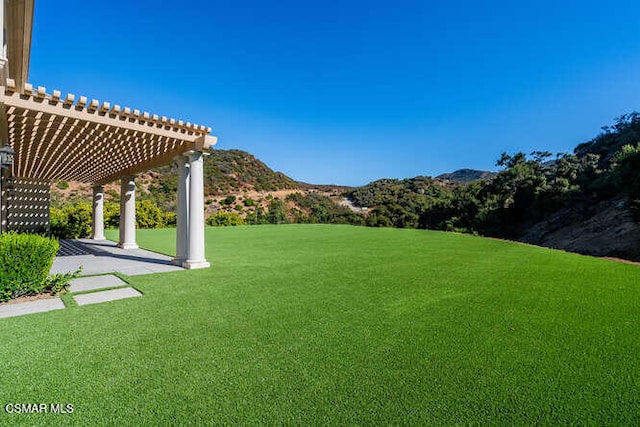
0,1 -> 5,60
117,175 -> 138,249
183,151 -> 209,269
172,155 -> 190,265
0,3 -> 6,83
91,185 -> 105,240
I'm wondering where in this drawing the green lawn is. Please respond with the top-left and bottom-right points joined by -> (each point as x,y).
0,225 -> 638,424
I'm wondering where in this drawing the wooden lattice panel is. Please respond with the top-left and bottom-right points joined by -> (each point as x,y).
5,178 -> 50,234
3,80 -> 217,184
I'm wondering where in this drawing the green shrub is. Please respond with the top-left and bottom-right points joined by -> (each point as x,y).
222,195 -> 237,205
206,212 -> 245,227
136,200 -> 166,229
50,203 -> 92,239
164,212 -> 177,227
266,199 -> 290,224
55,180 -> 69,190
244,197 -> 256,207
51,200 -> 173,238
0,233 -> 63,301
612,144 -> 640,221
104,202 -> 120,229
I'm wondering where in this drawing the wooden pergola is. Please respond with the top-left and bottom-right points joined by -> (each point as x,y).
4,79 -> 216,185
0,0 -> 216,269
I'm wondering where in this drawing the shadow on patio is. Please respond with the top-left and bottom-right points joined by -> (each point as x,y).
52,239 -> 184,276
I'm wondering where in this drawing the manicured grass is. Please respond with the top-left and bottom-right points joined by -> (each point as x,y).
0,225 -> 638,424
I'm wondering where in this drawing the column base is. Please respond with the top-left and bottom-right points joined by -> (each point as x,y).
117,242 -> 139,250
91,236 -> 106,241
171,258 -> 186,266
182,260 -> 210,270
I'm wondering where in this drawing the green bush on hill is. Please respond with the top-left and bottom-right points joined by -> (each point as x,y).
285,192 -> 365,225
266,199 -> 290,224
612,143 -> 640,220
222,195 -> 237,205
206,212 -> 245,226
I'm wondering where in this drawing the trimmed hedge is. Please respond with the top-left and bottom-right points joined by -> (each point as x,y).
0,232 -> 59,301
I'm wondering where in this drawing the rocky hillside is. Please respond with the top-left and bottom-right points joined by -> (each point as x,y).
50,149 -> 359,224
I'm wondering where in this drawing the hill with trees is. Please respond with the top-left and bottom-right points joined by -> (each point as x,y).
436,169 -> 497,183
49,113 -> 640,260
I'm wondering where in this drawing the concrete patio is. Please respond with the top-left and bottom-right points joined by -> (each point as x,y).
51,239 -> 184,276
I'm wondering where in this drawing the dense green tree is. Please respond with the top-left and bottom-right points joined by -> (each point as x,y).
266,199 -> 290,224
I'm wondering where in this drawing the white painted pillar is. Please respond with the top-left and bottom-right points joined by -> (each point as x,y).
0,1 -> 5,59
183,151 -> 209,269
172,155 -> 190,265
91,185 -> 105,240
0,2 -> 6,83
117,175 -> 138,250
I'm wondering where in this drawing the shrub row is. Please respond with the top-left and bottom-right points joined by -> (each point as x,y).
51,200 -> 175,239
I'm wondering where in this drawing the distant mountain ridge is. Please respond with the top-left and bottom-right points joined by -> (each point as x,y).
436,169 -> 497,183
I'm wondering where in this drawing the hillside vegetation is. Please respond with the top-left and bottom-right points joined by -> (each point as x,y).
436,168 -> 496,182
50,113 -> 640,259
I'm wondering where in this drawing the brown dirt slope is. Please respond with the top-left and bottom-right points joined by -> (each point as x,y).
520,197 -> 640,261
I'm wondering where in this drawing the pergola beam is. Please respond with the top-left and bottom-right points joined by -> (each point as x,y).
3,81 -> 217,184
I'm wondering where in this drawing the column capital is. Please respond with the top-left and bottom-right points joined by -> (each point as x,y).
173,154 -> 190,167
182,150 -> 203,162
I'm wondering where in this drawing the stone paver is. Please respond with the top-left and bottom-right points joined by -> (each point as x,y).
73,287 -> 142,306
52,239 -> 184,276
0,298 -> 65,319
70,275 -> 128,293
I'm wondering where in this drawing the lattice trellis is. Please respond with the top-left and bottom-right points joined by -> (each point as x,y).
3,79 -> 217,185
5,177 -> 50,234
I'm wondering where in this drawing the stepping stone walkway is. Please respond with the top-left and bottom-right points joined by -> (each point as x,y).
74,287 -> 142,306
0,274 -> 142,319
70,275 -> 128,293
0,298 -> 65,319
71,274 -> 141,306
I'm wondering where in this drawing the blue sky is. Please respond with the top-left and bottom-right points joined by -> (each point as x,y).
29,0 -> 640,186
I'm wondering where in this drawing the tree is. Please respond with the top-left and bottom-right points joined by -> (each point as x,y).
266,199 -> 289,224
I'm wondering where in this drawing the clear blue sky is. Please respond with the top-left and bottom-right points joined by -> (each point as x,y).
29,0 -> 640,186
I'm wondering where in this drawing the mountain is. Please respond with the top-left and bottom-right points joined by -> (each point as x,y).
50,149 -> 362,225
436,169 -> 497,183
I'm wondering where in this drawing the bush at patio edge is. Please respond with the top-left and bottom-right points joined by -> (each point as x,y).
0,232 -> 59,302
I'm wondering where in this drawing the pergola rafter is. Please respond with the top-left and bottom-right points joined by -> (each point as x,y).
3,80 -> 217,185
